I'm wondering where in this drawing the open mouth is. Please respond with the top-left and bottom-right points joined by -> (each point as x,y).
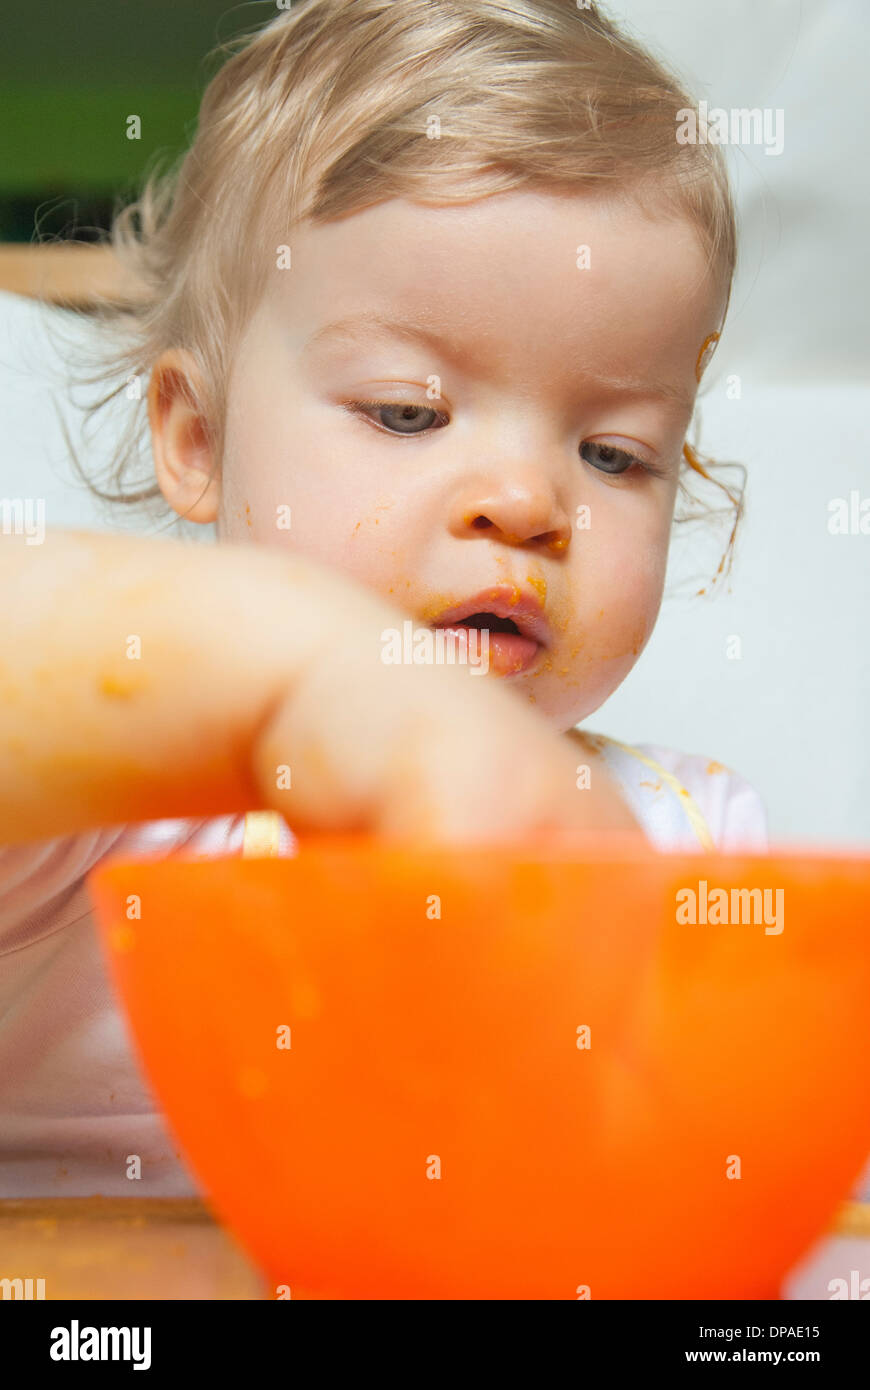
452,612 -> 522,636
433,611 -> 542,675
425,585 -> 550,676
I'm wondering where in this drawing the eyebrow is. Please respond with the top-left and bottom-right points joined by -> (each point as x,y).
303,313 -> 696,411
303,313 -> 459,361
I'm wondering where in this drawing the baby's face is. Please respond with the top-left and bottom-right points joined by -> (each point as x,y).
187,190 -> 723,731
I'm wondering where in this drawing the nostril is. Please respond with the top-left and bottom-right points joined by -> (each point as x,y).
470,516 -> 492,530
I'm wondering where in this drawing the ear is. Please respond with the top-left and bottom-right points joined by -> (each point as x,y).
147,349 -> 221,524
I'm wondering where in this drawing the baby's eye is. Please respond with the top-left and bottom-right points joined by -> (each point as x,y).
580,441 -> 644,475
347,401 -> 448,435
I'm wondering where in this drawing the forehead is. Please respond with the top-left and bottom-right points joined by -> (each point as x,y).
265,190 -> 723,389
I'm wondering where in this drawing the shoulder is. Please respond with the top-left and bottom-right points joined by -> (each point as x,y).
585,732 -> 769,853
630,743 -> 769,853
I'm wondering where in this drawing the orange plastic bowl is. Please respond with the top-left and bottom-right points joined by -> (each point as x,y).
88,835 -> 870,1299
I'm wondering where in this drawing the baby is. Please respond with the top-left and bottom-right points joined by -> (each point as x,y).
0,0 -> 766,1199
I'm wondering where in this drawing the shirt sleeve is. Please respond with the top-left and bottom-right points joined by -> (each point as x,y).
0,813 -> 298,955
0,830 -> 129,954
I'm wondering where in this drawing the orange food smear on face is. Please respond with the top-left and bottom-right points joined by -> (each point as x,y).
418,595 -> 454,622
420,585 -> 527,622
526,574 -> 547,603
529,655 -> 554,678
706,760 -> 726,775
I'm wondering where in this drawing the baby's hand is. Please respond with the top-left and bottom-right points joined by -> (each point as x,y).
0,530 -> 640,846
250,598 -> 641,845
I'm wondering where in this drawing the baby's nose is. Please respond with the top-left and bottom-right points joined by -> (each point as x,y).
450,489 -> 572,552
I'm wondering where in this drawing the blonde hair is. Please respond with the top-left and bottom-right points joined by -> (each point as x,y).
68,0 -> 744,575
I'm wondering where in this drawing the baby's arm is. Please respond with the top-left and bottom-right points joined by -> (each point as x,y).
0,530 -> 642,845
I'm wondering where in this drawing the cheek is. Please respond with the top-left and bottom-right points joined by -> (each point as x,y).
222,387 -> 416,592
219,380 -> 296,539
221,388 -> 363,545
571,507 -> 671,656
611,529 -> 669,614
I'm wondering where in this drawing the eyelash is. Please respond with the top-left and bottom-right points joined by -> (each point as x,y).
343,399 -> 664,477
343,399 -> 450,434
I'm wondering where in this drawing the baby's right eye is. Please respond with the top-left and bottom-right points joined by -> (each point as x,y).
345,401 -> 449,436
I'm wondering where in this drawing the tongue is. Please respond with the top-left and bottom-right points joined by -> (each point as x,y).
437,624 -> 539,676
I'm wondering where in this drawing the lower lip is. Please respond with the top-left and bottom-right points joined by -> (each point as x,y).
435,625 -> 542,676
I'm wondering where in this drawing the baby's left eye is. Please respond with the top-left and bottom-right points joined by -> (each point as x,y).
580,441 -> 642,475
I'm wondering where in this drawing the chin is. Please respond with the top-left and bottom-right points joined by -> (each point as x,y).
510,658 -> 633,731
